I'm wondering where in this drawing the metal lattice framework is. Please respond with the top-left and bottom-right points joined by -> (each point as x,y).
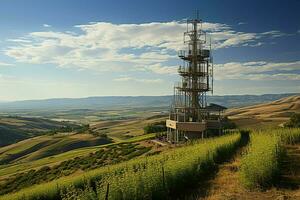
170,18 -> 213,123
166,15 -> 227,143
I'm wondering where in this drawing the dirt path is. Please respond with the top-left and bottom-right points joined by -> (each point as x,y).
200,144 -> 300,200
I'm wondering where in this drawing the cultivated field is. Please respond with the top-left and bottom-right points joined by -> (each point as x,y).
226,95 -> 300,129
0,116 -> 78,147
0,95 -> 299,199
0,132 -> 243,200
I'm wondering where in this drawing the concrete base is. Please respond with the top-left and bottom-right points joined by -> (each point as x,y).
166,119 -> 206,132
166,119 -> 223,142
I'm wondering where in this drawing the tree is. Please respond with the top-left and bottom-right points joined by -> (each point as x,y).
143,121 -> 167,134
222,116 -> 237,129
285,113 -> 300,128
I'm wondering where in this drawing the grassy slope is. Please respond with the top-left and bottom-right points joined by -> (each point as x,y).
0,142 -> 153,196
0,133 -> 111,164
91,115 -> 167,141
0,112 -> 165,178
240,128 -> 300,189
0,133 -> 155,179
226,95 -> 300,129
0,116 -> 76,147
1,94 -> 297,179
0,133 -> 241,200
201,132 -> 300,200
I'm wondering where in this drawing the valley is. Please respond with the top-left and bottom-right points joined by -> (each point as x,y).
0,94 -> 299,199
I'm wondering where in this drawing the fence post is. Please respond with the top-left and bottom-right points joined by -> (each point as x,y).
105,183 -> 110,200
56,183 -> 59,198
162,165 -> 166,192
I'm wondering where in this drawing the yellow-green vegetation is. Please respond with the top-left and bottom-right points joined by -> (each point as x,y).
91,115 -> 167,141
284,113 -> 300,128
0,116 -> 78,147
0,133 -> 243,200
240,128 -> 300,189
143,121 -> 166,134
0,112 -> 164,177
0,143 -> 151,195
0,133 -> 111,165
0,133 -> 155,178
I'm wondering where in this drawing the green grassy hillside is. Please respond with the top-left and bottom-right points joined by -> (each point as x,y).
90,115 -> 167,141
0,133 -> 111,165
0,133 -> 155,180
0,116 -> 79,147
1,128 -> 299,200
0,142 -> 152,196
0,132 -> 243,200
0,112 -> 164,180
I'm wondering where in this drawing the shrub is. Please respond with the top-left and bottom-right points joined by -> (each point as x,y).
143,121 -> 167,134
222,116 -> 237,129
285,113 -> 300,128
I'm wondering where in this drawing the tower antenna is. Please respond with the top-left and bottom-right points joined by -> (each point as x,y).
166,13 -> 226,142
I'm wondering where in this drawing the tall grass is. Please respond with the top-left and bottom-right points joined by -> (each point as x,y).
240,128 -> 300,189
0,133 -> 243,200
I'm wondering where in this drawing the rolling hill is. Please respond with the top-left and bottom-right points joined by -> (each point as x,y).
0,133 -> 111,166
0,116 -> 79,147
0,94 -> 298,183
0,114 -> 165,179
226,95 -> 300,128
0,95 -> 299,199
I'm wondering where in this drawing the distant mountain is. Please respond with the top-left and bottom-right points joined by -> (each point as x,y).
0,93 -> 298,111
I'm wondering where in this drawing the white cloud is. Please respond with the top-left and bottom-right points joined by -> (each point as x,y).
261,30 -> 288,38
215,60 -> 300,80
43,24 -> 52,28
6,38 -> 31,43
248,42 -> 263,47
5,21 -> 287,74
0,62 -> 13,67
113,76 -> 163,83
145,63 -> 177,74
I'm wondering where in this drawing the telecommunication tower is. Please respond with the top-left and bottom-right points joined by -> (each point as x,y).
166,15 -> 226,143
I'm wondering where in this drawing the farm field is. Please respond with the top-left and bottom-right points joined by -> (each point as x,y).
201,129 -> 300,200
0,110 -> 166,178
0,142 -> 153,196
0,0 -> 298,198
0,132 -> 244,200
0,133 -> 111,167
1,128 -> 299,200
226,95 -> 300,129
90,114 -> 167,141
0,95 -> 299,199
0,129 -> 300,200
0,116 -> 79,147
0,133 -> 156,179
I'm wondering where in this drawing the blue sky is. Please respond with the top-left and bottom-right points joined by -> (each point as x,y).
0,0 -> 299,101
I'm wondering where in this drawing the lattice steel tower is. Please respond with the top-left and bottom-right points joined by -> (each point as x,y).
166,16 -> 226,143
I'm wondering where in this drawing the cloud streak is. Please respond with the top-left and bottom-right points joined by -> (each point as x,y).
113,76 -> 163,83
43,24 -> 52,27
215,61 -> 300,80
0,62 -> 13,67
4,21 -> 287,74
